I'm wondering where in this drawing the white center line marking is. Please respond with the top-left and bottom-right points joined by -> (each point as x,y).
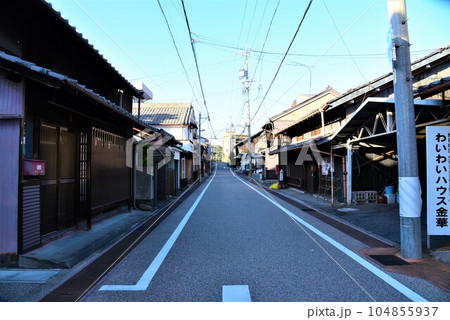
99,168 -> 217,291
222,285 -> 252,302
231,170 -> 428,302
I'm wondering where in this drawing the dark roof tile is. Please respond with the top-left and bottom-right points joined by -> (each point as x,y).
133,103 -> 193,125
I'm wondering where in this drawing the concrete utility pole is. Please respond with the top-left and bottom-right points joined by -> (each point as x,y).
198,112 -> 202,182
242,48 -> 252,176
388,0 -> 422,259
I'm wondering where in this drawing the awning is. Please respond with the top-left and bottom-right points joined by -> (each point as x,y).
268,97 -> 445,155
274,109 -> 322,135
268,135 -> 331,155
136,134 -> 174,162
170,146 -> 190,155
319,97 -> 443,146
234,152 -> 263,159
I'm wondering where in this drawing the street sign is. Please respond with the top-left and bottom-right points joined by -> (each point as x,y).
426,126 -> 450,236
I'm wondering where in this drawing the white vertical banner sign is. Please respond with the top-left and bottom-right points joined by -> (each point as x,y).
426,126 -> 450,236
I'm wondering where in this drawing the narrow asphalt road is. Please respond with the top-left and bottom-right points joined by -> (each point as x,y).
82,166 -> 447,302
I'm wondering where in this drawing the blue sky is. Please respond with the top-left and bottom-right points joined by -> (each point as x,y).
46,0 -> 450,144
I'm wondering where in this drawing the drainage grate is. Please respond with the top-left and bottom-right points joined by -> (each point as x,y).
369,255 -> 410,266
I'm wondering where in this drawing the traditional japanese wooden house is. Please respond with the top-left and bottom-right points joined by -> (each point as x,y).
0,0 -> 173,264
266,46 -> 449,204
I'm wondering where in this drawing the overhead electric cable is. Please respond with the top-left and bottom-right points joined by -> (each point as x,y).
157,0 -> 200,106
250,0 -> 314,123
227,0 -> 249,134
322,0 -> 368,83
180,0 -> 216,139
245,1 -> 259,45
250,0 -> 280,87
129,58 -> 237,81
321,0 -> 371,112
71,0 -> 181,105
250,0 -> 269,51
242,0 -> 280,134
266,0 -> 379,113
73,0 -> 216,140
197,39 -> 395,59
195,34 -> 435,60
251,0 -> 380,127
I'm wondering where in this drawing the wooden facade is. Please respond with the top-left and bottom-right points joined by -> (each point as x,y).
267,46 -> 450,204
0,0 -> 174,263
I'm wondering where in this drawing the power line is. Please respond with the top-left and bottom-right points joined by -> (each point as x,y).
250,0 -> 314,123
237,0 -> 249,47
128,58 -> 237,81
321,0 -> 370,112
249,0 -> 269,51
321,0 -> 368,84
245,0 -> 259,45
70,0 -> 222,143
195,35 -> 436,59
71,0 -> 180,105
157,0 -> 200,106
250,0 -> 280,88
233,0 -> 282,134
252,0 -> 381,128
226,0 -> 249,136
268,0 -> 379,112
197,39 -> 379,58
180,0 -> 216,139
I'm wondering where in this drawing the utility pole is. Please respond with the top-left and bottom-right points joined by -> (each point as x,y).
229,117 -> 233,166
388,0 -> 422,259
198,112 -> 202,182
241,48 -> 252,176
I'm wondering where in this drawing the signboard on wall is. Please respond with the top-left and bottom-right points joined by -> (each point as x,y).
426,126 -> 450,236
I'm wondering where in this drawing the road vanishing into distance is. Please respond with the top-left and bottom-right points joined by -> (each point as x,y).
80,166 -> 446,302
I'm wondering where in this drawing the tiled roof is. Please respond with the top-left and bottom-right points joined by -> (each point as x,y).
327,45 -> 450,109
42,0 -> 140,96
134,103 -> 193,125
267,86 -> 340,123
0,50 -> 152,130
414,76 -> 450,95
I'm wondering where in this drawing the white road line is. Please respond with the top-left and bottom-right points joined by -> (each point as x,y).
222,285 -> 252,302
231,170 -> 428,302
99,168 -> 217,291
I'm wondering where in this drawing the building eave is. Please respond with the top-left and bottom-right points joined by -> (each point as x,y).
0,50 -> 156,132
41,0 -> 141,97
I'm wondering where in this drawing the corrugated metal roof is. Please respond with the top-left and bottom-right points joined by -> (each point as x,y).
321,97 -> 444,145
268,135 -> 331,155
133,103 -> 193,126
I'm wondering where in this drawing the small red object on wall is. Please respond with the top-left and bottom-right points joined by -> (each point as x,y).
23,159 -> 46,176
